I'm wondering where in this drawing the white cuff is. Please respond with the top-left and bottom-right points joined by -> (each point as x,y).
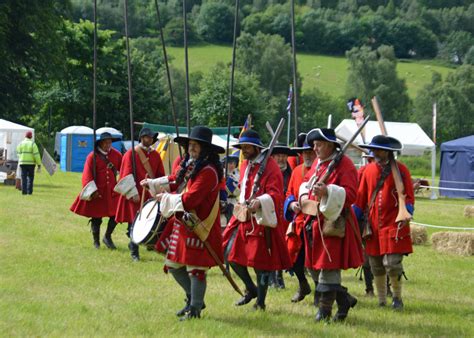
125,186 -> 139,200
255,194 -> 277,228
159,193 -> 184,218
319,184 -> 346,221
298,182 -> 310,202
149,176 -> 170,195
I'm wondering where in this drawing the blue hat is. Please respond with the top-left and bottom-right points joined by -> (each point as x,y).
306,128 -> 340,148
233,130 -> 265,149
268,142 -> 297,156
95,132 -> 121,147
360,135 -> 402,152
139,128 -> 158,143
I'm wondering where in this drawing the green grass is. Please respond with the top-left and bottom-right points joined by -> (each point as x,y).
166,44 -> 454,98
1,171 -> 473,336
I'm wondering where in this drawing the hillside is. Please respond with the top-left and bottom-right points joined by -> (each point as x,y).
167,44 -> 454,99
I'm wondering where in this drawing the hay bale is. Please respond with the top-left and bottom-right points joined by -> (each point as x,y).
410,224 -> 428,245
464,206 -> 474,218
431,232 -> 474,256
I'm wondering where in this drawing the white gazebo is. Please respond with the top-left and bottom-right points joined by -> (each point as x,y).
0,119 -> 35,161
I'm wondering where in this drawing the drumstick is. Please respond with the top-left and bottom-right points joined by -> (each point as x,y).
139,174 -> 148,220
146,199 -> 159,218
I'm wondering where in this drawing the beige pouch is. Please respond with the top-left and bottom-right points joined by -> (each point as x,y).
233,203 -> 250,222
322,214 -> 346,238
301,199 -> 319,216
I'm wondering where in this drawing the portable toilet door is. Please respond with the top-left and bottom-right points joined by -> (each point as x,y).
59,126 -> 93,172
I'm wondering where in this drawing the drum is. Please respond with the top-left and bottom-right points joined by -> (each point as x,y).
131,199 -> 167,245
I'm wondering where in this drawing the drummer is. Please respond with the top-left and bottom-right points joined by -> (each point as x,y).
115,128 -> 165,261
141,126 -> 225,321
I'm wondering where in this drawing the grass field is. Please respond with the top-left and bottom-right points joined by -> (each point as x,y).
166,44 -> 454,99
1,171 -> 473,337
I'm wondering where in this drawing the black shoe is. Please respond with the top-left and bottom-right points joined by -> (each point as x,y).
93,240 -> 100,249
102,236 -> 117,250
379,301 -> 386,307
291,280 -> 312,303
276,271 -> 285,289
176,296 -> 191,317
392,297 -> 404,311
252,302 -> 266,311
179,306 -> 201,321
128,242 -> 140,261
315,308 -> 331,322
235,290 -> 257,306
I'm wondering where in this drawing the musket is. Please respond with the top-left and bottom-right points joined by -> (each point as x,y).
371,97 -> 412,223
248,118 -> 286,256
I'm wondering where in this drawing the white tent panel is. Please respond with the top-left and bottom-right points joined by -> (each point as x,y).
0,119 -> 34,161
60,126 -> 93,134
335,120 -> 434,156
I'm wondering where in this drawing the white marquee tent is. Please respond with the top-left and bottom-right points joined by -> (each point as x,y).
0,119 -> 34,161
335,119 -> 435,156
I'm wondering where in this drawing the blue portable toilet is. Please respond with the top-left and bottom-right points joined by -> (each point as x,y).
60,126 -> 94,172
96,127 -> 123,153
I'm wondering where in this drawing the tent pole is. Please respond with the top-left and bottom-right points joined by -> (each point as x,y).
431,102 -> 437,200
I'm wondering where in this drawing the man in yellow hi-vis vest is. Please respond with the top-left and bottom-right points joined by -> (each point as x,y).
16,131 -> 41,195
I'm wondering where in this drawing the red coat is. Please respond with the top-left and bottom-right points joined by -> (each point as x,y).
115,148 -> 165,223
70,149 -> 122,218
303,155 -> 364,270
355,161 -> 414,256
288,154 -> 303,170
285,163 -> 310,264
164,165 -> 223,267
223,157 -> 292,271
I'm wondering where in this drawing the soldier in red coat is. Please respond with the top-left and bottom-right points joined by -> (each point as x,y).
298,128 -> 363,322
142,126 -> 224,320
223,130 -> 292,311
70,132 -> 122,249
283,134 -> 316,302
353,135 -> 414,311
115,128 -> 165,261
287,133 -> 306,170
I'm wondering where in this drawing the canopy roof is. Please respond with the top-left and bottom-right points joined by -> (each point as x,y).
60,126 -> 93,134
440,135 -> 474,152
0,119 -> 33,132
335,119 -> 435,156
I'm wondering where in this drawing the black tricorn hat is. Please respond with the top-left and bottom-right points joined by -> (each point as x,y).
95,132 -> 121,147
291,132 -> 312,152
174,126 -> 225,154
233,129 -> 265,149
360,135 -> 402,152
306,128 -> 341,148
139,128 -> 158,144
269,142 -> 297,156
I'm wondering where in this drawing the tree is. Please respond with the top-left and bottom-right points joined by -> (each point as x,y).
191,63 -> 265,128
195,2 -> 234,43
236,32 -> 299,98
345,45 -> 411,121
387,18 -> 438,58
439,31 -> 474,64
413,65 -> 474,144
0,0 -> 66,121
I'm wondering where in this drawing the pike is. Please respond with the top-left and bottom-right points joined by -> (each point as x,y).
249,118 -> 286,256
181,212 -> 244,297
371,96 -> 412,224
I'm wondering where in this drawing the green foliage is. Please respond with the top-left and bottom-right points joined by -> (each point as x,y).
464,45 -> 474,65
191,63 -> 264,127
413,65 -> 474,144
195,2 -> 234,43
346,45 -> 411,121
163,17 -> 200,46
439,30 -> 474,64
236,32 -> 299,98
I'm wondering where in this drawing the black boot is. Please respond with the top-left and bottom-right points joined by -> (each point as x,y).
179,306 -> 201,321
314,289 -> 321,307
363,264 -> 374,296
128,241 -> 140,261
102,218 -> 117,250
315,291 -> 336,322
291,279 -> 312,303
333,288 -> 358,322
392,297 -> 404,311
90,218 -> 102,249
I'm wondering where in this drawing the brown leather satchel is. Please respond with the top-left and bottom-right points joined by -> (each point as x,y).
233,203 -> 250,222
301,199 -> 319,216
322,211 -> 346,238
